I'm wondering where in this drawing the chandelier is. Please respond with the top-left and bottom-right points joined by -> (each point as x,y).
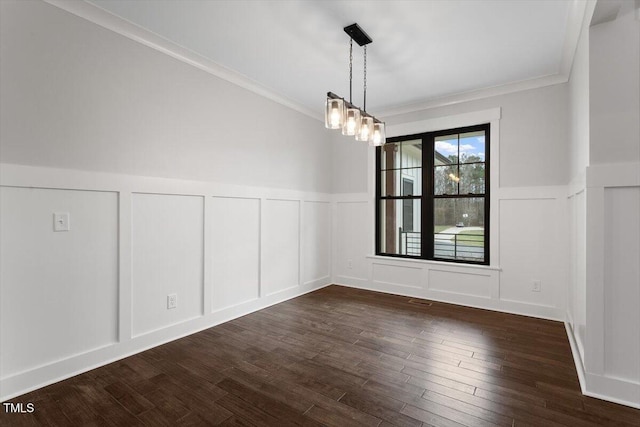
325,23 -> 385,146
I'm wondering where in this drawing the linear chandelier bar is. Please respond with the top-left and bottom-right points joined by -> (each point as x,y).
326,91 -> 382,123
325,23 -> 385,146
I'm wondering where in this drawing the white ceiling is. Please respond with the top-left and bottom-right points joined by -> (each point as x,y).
84,0 -> 585,118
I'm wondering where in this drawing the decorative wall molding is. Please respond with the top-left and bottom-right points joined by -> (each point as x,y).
42,0 -> 589,121
565,320 -> 587,392
379,76 -> 566,118
379,0 -> 589,119
0,282 -> 328,402
585,162 -> 640,407
0,164 -> 332,202
0,163 -> 332,401
566,161 -> 640,409
332,183 -> 569,323
3,160 -> 638,409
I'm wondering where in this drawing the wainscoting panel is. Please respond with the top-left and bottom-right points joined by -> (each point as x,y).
567,189 -> 587,361
335,201 -> 370,283
210,197 -> 260,311
565,162 -> 640,409
334,188 -> 566,321
261,199 -> 300,296
0,187 -> 118,378
0,164 -> 332,401
131,193 -> 204,337
603,186 -> 640,382
499,198 -> 564,308
302,201 -> 331,286
427,268 -> 492,298
372,262 -> 423,291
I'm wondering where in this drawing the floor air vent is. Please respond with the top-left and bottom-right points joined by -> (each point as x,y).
408,299 -> 432,306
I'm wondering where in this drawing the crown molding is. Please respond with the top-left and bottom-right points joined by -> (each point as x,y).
378,1 -> 592,120
43,0 -> 591,123
560,0 -> 591,77
377,73 -> 568,119
43,0 -> 323,122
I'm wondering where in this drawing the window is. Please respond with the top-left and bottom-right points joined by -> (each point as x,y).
376,124 -> 489,264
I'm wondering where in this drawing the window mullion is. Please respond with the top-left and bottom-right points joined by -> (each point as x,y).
423,134 -> 434,260
375,146 -> 381,254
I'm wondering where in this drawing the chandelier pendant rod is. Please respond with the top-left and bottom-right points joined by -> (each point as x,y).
363,45 -> 367,113
349,38 -> 353,104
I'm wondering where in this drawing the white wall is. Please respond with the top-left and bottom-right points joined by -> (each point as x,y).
567,188 -> 587,359
602,187 -> 640,382
331,131 -> 369,194
0,187 -> 119,376
333,191 -> 569,321
589,1 -> 640,165
262,199 -> 301,296
302,201 -> 332,286
573,1 -> 640,408
1,0 -> 639,411
498,197 -> 566,309
0,0 -> 332,401
0,165 -> 333,401
0,0 -> 331,193
568,10 -> 591,181
565,0 -> 640,409
332,83 -> 570,194
386,84 -> 570,188
334,199 -> 371,285
566,0 -> 591,376
131,193 -> 205,337
211,197 -> 261,310
580,162 -> 640,408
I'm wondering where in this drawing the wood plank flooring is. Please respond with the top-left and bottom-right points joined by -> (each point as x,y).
2,285 -> 639,426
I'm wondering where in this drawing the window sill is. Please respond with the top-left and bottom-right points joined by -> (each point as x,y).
366,255 -> 502,272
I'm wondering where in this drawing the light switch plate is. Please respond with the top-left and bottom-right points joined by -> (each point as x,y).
53,212 -> 70,232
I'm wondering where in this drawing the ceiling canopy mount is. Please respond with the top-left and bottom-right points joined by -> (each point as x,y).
343,23 -> 372,47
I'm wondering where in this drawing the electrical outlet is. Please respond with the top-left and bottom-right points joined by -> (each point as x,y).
532,280 -> 541,292
167,293 -> 177,309
347,259 -> 353,269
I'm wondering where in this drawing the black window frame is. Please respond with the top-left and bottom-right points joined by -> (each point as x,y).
401,178 -> 414,232
375,123 -> 490,265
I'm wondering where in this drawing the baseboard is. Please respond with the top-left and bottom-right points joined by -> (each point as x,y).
303,276 -> 331,288
333,275 -> 370,289
560,321 -> 640,410
565,320 -> 587,394
0,281 -> 331,402
334,282 -> 564,322
583,373 -> 640,410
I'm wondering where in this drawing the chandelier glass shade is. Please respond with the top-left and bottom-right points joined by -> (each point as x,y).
324,97 -> 344,129
343,107 -> 361,136
355,115 -> 373,141
325,23 -> 385,146
372,122 -> 386,146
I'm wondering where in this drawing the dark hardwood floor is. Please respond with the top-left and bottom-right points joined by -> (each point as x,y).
2,285 -> 639,426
